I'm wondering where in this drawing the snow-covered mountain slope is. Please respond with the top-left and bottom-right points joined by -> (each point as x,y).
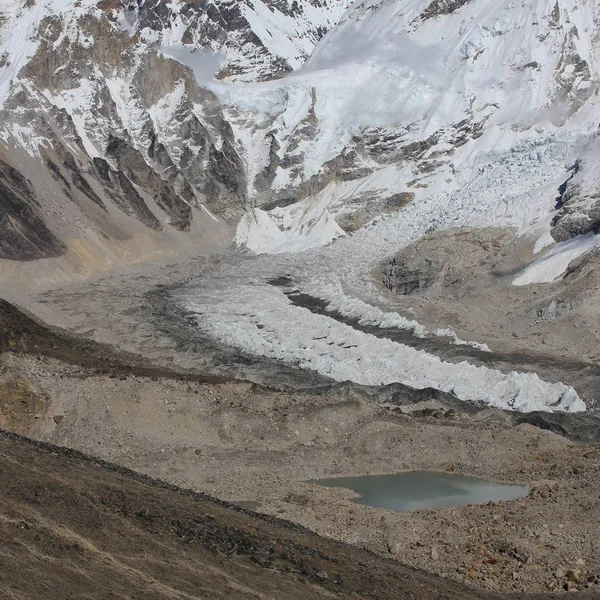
1,0 -> 598,412
0,0 -> 598,268
0,0 -> 352,274
108,0 -> 354,83
228,0 -> 600,249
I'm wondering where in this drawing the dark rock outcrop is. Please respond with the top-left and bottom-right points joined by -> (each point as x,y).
417,0 -> 473,23
551,155 -> 600,242
106,135 -> 193,231
0,159 -> 66,261
92,157 -> 162,230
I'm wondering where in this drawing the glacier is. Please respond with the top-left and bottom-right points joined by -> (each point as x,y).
178,132 -> 589,413
0,0 -> 598,413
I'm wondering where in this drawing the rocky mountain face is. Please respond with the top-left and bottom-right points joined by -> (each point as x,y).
0,0 -> 599,272
0,0 -> 355,276
126,0 -> 354,82
0,156 -> 66,260
552,136 -> 600,242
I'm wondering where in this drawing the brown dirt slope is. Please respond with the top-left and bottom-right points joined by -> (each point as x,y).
0,430 -> 595,600
0,297 -> 227,384
0,430 -> 513,600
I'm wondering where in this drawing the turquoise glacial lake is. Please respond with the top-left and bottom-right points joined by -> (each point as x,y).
311,471 -> 528,512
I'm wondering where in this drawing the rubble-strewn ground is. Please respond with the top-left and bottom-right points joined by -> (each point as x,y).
1,240 -> 600,597
1,430 -> 516,600
378,228 -> 600,405
1,344 -> 599,595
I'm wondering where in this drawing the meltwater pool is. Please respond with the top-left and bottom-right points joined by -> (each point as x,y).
311,471 -> 528,512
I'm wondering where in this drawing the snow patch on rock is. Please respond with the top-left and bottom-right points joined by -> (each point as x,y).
513,231 -> 600,286
235,199 -> 344,254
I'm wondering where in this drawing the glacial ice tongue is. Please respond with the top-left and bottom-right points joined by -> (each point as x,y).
180,280 -> 586,414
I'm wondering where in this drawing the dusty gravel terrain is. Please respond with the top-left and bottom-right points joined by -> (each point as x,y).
379,228 -> 600,406
1,238 -> 600,597
2,345 -> 600,595
2,430 -> 515,600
